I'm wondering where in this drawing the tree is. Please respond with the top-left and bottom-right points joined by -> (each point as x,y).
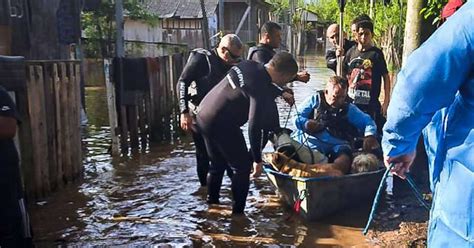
81,0 -> 159,58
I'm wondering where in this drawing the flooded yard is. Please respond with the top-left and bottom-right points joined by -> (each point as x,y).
30,55 -> 428,247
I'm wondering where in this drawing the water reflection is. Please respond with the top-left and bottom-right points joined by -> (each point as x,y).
31,55 -> 372,247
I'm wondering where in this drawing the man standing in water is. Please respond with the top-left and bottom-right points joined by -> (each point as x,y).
248,22 -> 309,174
382,2 -> 473,246
0,85 -> 32,247
177,34 -> 243,186
196,52 -> 298,214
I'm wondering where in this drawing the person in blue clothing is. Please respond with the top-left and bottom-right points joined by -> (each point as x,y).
382,2 -> 474,246
292,76 -> 379,173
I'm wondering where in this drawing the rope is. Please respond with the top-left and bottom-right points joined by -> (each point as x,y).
363,164 -> 431,235
406,174 -> 431,211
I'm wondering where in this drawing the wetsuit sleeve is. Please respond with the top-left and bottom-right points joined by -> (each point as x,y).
294,95 -> 318,131
0,88 -> 20,121
325,49 -> 337,72
248,93 -> 266,163
382,12 -> 474,157
177,52 -> 209,114
347,104 -> 377,137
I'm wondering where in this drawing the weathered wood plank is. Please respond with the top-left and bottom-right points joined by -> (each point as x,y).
26,65 -> 50,197
52,63 -> 64,185
137,95 -> 147,149
128,103 -> 139,150
120,105 -> 129,153
104,59 -> 120,155
42,63 -> 58,190
59,62 -> 72,182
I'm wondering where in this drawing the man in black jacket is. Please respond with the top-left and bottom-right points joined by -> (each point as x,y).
177,34 -> 243,186
325,23 -> 356,74
196,52 -> 299,214
247,22 -> 309,155
0,86 -> 32,247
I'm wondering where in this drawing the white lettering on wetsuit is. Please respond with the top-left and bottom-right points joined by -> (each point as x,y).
228,66 -> 245,89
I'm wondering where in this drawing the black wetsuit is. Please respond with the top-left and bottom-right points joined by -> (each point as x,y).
325,39 -> 356,73
196,61 -> 278,214
247,43 -> 284,148
0,86 -> 32,247
177,48 -> 233,186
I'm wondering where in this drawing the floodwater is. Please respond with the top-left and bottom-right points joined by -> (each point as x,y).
30,55 -> 375,247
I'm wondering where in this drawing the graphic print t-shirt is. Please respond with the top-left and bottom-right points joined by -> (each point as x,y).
343,46 -> 388,110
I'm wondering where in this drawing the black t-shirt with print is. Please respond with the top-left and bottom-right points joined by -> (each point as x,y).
0,86 -> 20,168
343,46 -> 388,114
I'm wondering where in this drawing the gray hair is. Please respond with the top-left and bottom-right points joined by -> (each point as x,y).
220,34 -> 243,49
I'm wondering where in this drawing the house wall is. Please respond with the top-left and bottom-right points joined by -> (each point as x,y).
124,13 -> 219,57
222,2 -> 269,44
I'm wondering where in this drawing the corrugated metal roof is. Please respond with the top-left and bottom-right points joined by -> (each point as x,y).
143,0 -> 218,19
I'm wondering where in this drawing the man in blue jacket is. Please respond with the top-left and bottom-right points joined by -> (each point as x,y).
382,2 -> 474,246
292,76 -> 379,173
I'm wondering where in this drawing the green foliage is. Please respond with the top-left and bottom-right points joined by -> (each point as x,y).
265,0 -> 289,22
82,0 -> 160,58
420,0 -> 448,25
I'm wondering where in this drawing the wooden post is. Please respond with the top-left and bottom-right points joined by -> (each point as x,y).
128,103 -> 139,149
104,59 -> 120,155
59,63 -> 72,182
27,65 -> 50,197
52,63 -> 64,185
42,63 -> 59,190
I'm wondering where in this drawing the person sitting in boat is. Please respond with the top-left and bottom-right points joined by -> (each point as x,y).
291,75 -> 380,174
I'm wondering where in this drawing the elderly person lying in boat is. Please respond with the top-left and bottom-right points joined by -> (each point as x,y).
287,75 -> 380,176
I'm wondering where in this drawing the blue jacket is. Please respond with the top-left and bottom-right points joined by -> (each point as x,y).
292,93 -> 377,150
382,2 -> 474,246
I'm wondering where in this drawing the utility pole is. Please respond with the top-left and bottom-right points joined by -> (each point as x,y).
200,0 -> 210,49
219,0 -> 224,32
115,0 -> 124,57
289,0 -> 296,55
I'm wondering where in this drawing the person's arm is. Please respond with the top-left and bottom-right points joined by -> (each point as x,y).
294,95 -> 318,131
377,49 -> 391,116
382,73 -> 391,116
347,104 -> 379,151
247,94 -> 266,164
177,52 -> 207,131
382,11 -> 474,175
0,89 -> 19,139
347,104 -> 377,137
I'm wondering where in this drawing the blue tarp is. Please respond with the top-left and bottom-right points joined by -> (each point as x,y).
382,1 -> 474,246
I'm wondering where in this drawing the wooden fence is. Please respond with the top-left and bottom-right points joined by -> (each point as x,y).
105,53 -> 186,154
0,57 -> 82,199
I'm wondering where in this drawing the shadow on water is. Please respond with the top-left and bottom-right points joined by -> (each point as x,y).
30,54 -> 375,247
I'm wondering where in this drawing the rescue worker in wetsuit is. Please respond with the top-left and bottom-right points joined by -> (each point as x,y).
291,76 -> 379,173
383,2 -> 473,246
0,85 -> 32,247
196,52 -> 299,214
247,21 -> 310,160
177,34 -> 243,186
325,23 -> 356,74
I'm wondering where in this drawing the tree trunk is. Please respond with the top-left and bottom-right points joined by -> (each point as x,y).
402,0 -> 424,65
200,0 -> 210,50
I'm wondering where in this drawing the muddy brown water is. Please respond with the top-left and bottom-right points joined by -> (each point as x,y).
31,55 -> 376,247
